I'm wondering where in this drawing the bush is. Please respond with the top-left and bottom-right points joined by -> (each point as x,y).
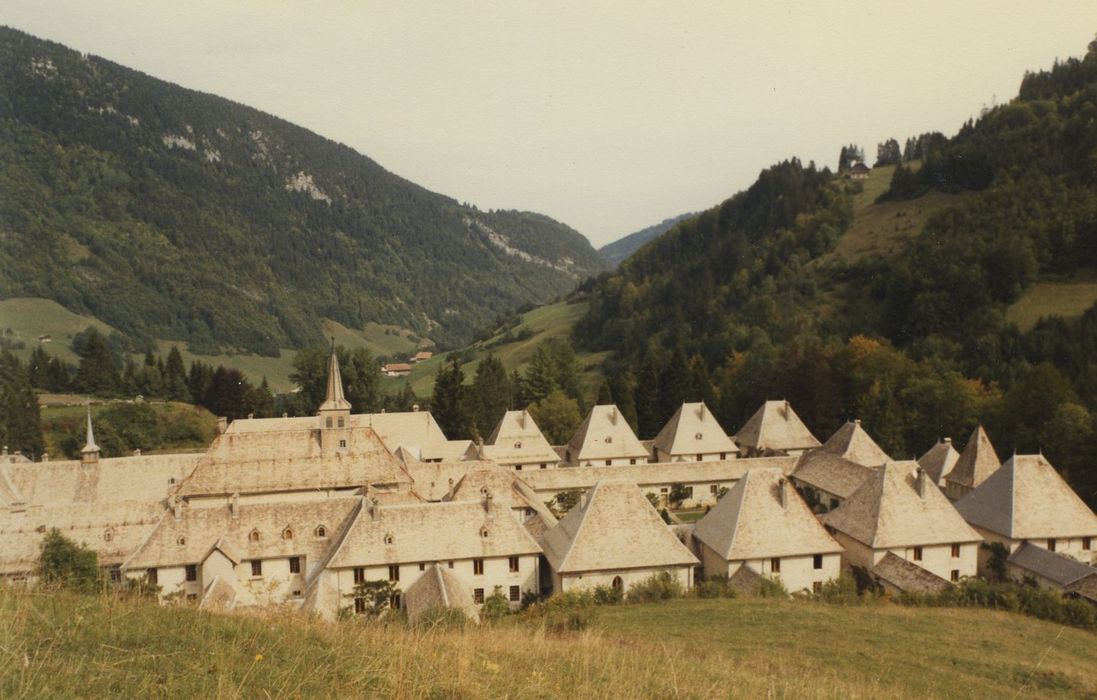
814,574 -> 860,604
592,584 -> 624,605
757,576 -> 788,598
38,529 -> 103,593
627,572 -> 685,603
694,575 -> 737,599
527,590 -> 595,633
480,586 -> 511,622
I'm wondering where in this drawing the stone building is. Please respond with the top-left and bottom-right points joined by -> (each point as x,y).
733,400 -> 821,457
943,425 -> 1001,501
651,402 -> 738,462
564,405 -> 650,466
481,410 -> 561,471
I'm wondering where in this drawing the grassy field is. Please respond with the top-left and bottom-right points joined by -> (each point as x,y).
1006,271 -> 1097,331
1,589 -> 1093,698
383,300 -> 605,398
0,298 -> 118,365
38,400 -> 218,457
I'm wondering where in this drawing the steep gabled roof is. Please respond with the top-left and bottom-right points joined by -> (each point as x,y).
733,401 -> 820,453
792,451 -> 875,500
821,462 -> 981,549
1007,541 -> 1097,587
692,468 -> 841,561
820,420 -> 890,467
482,410 -> 560,465
871,552 -> 951,594
945,425 -> 1001,491
539,479 -> 698,574
652,402 -> 738,458
954,454 -> 1097,539
355,412 -> 469,462
918,438 -> 960,484
566,405 -> 649,462
404,563 -> 480,624
318,343 -> 351,412
327,498 -> 541,568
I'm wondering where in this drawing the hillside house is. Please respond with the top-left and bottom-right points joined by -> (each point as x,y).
539,479 -> 699,594
651,402 -> 738,462
690,468 -> 842,593
733,400 -> 821,457
821,462 -> 982,590
382,363 -> 412,377
849,162 -> 871,179
564,405 -> 650,467
943,425 -> 1001,501
954,454 -> 1097,574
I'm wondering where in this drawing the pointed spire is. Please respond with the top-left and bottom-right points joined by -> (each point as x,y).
318,338 -> 351,412
81,403 -> 99,464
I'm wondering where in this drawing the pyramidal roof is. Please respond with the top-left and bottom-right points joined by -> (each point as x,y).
483,410 -> 559,464
820,420 -> 890,467
652,402 -> 738,458
733,400 -> 821,453
918,438 -> 960,484
404,563 -> 480,624
318,342 -> 351,412
692,468 -> 841,560
954,454 -> 1097,539
540,479 -> 698,574
821,461 -> 981,548
566,405 -> 648,462
945,425 -> 1000,490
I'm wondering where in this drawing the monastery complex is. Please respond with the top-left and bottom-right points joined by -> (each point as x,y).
1,351 -> 1095,620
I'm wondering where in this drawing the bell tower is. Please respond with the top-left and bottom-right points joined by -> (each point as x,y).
81,405 -> 99,467
318,340 -> 352,452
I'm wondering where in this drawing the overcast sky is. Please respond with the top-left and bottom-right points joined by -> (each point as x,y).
5,2 -> 1097,246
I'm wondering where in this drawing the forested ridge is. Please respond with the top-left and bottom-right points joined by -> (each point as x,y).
575,39 -> 1097,506
0,27 -> 604,356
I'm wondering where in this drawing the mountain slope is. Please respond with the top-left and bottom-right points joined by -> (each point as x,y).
598,213 -> 695,266
0,27 -> 605,355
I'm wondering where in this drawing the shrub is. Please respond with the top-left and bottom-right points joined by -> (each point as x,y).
757,576 -> 788,598
343,580 -> 400,619
814,574 -> 860,604
527,590 -> 595,633
694,575 -> 737,599
1061,598 -> 1097,630
627,572 -> 684,603
481,586 -> 511,622
593,584 -> 624,605
38,529 -> 103,593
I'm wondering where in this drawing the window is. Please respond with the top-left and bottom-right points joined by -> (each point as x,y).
629,459 -> 637,465
289,557 -> 301,574
354,597 -> 366,614
186,594 -> 198,602
509,585 -> 520,602
509,556 -> 520,573
185,564 -> 197,582
1084,537 -> 1092,551
337,417 -> 345,428
813,581 -> 822,594
315,525 -> 327,538
696,454 -> 703,462
813,554 -> 823,570
448,561 -> 454,569
419,563 -> 426,571
913,546 -> 923,562
391,593 -> 401,609
605,460 -> 612,466
109,568 -> 121,583
249,530 -> 260,543
292,590 -> 302,598
473,559 -> 484,575
326,417 -> 333,428
515,465 -> 522,471
384,533 -> 394,545
103,529 -> 113,542
660,487 -> 668,494
177,536 -> 187,546
250,560 -> 262,577
710,484 -> 718,494
146,568 -> 158,585
480,527 -> 489,539
951,543 -> 961,558
1047,538 -> 1057,552
540,463 -> 547,469
283,527 -> 293,540
770,557 -> 781,573
474,588 -> 485,604
353,567 -> 365,584
719,452 -> 727,460
339,440 -> 346,448
950,569 -> 960,582
388,565 -> 399,582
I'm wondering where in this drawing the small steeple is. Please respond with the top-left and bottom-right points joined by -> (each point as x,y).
318,338 -> 351,413
81,404 -> 99,466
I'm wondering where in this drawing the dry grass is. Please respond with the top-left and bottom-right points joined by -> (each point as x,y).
2,589 -> 1095,698
1006,273 -> 1097,331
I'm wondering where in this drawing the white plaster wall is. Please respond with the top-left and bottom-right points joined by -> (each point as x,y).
557,565 -> 692,594
732,553 -> 841,593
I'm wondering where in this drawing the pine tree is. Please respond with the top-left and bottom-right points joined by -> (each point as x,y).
431,358 -> 474,439
164,346 -> 190,401
470,354 -> 511,438
73,328 -> 122,396
0,351 -> 45,457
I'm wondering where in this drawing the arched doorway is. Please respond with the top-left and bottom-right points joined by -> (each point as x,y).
611,576 -> 623,592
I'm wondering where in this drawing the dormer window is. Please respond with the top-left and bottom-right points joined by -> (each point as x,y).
513,441 -> 522,449
315,525 -> 327,538
177,536 -> 187,546
604,436 -> 613,444
282,527 -> 294,540
383,533 -> 394,545
480,527 -> 489,539
695,432 -> 703,440
248,529 -> 260,543
103,528 -> 114,543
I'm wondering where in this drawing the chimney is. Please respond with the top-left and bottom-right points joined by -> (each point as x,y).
483,488 -> 494,513
247,413 -> 254,420
778,478 -> 789,509
370,497 -> 380,521
943,437 -> 951,445
41,452 -> 48,462
699,403 -> 706,420
412,404 -> 420,412
446,478 -> 456,500
171,495 -> 183,520
282,412 -> 288,418
476,437 -> 485,459
853,419 -> 861,426
217,417 -> 228,434
133,448 -> 141,457
230,492 -> 239,519
610,406 -> 618,425
916,468 -> 929,498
